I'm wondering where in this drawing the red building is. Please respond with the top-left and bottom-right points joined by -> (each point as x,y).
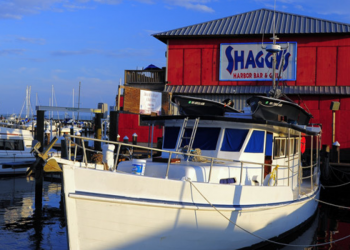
151,8 -> 350,158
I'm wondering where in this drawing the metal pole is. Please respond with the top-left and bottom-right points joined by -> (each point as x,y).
151,124 -> 154,157
332,111 -> 336,144
165,152 -> 173,179
208,158 -> 214,183
311,135 -> 313,191
113,144 -> 122,171
288,128 -> 290,187
240,162 -> 243,185
82,139 -> 88,167
298,133 -> 301,196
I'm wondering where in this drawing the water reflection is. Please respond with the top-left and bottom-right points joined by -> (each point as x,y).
0,176 -> 67,250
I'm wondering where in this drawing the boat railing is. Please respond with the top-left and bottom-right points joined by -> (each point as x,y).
63,135 -> 319,195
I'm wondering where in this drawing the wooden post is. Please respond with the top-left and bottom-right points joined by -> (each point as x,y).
61,139 -> 69,160
35,110 -> 45,213
94,113 -> 102,151
109,111 -> 119,143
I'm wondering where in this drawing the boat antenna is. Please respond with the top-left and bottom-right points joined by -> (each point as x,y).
262,1 -> 289,98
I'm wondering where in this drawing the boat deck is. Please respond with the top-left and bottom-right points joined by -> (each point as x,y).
292,178 -> 319,200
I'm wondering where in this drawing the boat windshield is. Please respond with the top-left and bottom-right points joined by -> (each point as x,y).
163,126 -> 221,150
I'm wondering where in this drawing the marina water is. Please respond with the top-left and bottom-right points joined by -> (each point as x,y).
0,176 -> 349,249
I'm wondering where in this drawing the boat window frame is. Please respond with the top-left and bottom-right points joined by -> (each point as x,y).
273,137 -> 287,159
274,137 -> 300,159
220,128 -> 250,152
2,139 -> 25,151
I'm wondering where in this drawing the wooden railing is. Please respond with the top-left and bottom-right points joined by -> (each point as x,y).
124,69 -> 165,84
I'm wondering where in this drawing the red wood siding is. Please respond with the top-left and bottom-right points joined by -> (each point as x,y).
297,47 -> 316,86
319,97 -> 340,146
168,49 -> 184,85
316,47 -> 337,86
201,48 -> 214,85
337,46 -> 350,86
118,113 -> 162,143
167,36 -> 350,87
184,49 -> 201,85
165,35 -> 350,150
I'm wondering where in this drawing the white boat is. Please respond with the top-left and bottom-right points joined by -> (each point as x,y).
0,126 -> 36,175
38,97 -> 322,249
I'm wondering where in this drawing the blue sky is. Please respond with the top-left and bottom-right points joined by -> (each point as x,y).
1,0 -> 350,118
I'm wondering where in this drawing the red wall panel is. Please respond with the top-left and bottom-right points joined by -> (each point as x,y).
299,96 -> 319,110
201,48 -> 215,85
337,110 -> 350,149
316,47 -> 337,86
340,96 -> 350,110
297,47 -> 316,86
167,36 -> 350,87
336,46 -> 350,86
117,113 -> 162,143
308,110 -> 320,124
319,97 -> 340,146
184,49 -> 201,85
167,49 -> 184,85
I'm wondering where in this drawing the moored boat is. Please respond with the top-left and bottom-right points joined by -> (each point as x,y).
172,95 -> 241,116
38,98 -> 321,249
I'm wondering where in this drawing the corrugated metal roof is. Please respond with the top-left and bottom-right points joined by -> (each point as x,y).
153,9 -> 350,43
165,85 -> 350,95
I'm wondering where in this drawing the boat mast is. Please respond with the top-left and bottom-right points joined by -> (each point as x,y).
72,89 -> 75,120
77,82 -> 81,121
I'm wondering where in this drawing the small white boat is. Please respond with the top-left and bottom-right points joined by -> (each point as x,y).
0,126 -> 60,176
0,126 -> 36,175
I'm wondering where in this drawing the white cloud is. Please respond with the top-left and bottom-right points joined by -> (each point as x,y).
0,49 -> 25,56
17,37 -> 46,45
0,0 -> 216,20
51,48 -> 153,58
164,0 -> 215,12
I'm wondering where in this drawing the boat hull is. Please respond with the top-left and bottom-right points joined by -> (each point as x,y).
172,95 -> 241,116
62,165 -> 320,250
247,96 -> 313,125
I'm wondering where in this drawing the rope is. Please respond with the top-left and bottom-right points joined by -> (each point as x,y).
322,181 -> 350,188
267,165 -> 279,186
321,164 -> 350,188
314,197 -> 350,210
185,178 -> 350,247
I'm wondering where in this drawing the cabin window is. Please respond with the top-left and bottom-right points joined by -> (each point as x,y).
294,138 -> 300,154
163,127 -> 180,149
265,133 -> 273,156
181,127 -> 221,150
220,177 -> 236,184
245,130 -> 265,153
221,129 -> 249,152
289,138 -> 295,155
3,139 -> 24,151
274,138 -> 286,158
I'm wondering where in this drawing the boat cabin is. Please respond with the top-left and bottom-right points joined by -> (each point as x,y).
118,115 -> 320,190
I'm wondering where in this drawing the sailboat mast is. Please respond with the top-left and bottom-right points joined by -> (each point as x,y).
77,82 -> 81,121
72,89 -> 75,120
